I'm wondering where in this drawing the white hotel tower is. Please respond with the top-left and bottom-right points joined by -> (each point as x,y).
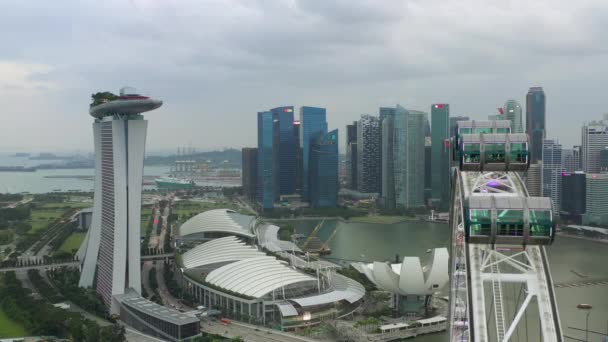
79,87 -> 162,313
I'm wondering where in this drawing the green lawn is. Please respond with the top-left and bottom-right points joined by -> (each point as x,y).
40,201 -> 90,209
173,200 -> 245,220
29,209 -> 65,234
30,211 -> 63,233
0,275 -> 27,338
0,307 -> 27,338
59,232 -> 86,254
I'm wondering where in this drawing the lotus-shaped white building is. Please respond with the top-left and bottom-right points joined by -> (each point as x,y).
352,248 -> 449,296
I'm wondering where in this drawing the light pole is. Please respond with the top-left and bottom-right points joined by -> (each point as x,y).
576,304 -> 592,342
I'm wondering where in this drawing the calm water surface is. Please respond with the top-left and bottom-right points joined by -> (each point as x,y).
290,219 -> 608,341
0,166 -> 170,193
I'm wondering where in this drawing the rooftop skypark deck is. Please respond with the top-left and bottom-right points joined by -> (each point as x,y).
89,86 -> 162,118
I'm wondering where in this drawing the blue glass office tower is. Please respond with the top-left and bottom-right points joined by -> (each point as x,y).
270,106 -> 296,196
257,111 -> 276,209
431,104 -> 450,209
526,87 -> 546,163
300,106 -> 328,200
310,129 -> 339,208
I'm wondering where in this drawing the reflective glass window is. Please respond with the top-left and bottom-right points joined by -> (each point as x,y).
485,144 -> 506,163
474,128 -> 492,134
459,128 -> 472,134
469,209 -> 491,236
463,143 -> 481,163
496,128 -> 510,133
496,210 -> 524,236
510,143 -> 528,163
530,210 -> 552,236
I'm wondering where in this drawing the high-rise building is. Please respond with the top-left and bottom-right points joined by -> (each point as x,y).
381,110 -> 396,208
79,87 -> 162,313
357,115 -> 381,194
503,99 -> 523,133
430,104 -> 450,209
379,107 -> 396,123
542,139 -> 563,212
242,148 -> 258,201
424,137 -> 432,203
449,116 -> 469,139
399,109 -> 427,208
293,121 -> 303,192
271,106 -> 296,196
526,87 -> 546,163
488,114 -> 502,121
562,148 -> 581,173
309,129 -> 339,208
561,171 -> 586,223
257,111 -> 276,209
526,162 -> 542,197
583,173 -> 608,226
300,107 -> 327,200
600,147 -> 608,173
581,120 -> 608,173
346,121 -> 358,189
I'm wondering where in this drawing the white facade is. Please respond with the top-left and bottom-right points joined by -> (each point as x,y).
584,173 -> 608,225
79,115 -> 149,314
352,248 -> 448,296
503,99 -> 523,133
525,161 -> 542,197
582,120 -> 608,173
178,209 -> 255,239
541,139 -> 563,212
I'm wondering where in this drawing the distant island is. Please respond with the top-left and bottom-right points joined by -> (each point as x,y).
29,153 -> 74,160
144,148 -> 242,168
11,152 -> 31,157
0,166 -> 37,172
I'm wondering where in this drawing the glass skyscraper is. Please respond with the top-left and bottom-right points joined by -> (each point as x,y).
431,104 -> 450,209
581,118 -> 608,173
526,87 -> 546,163
357,115 -> 381,194
381,109 -> 396,208
271,106 -> 296,196
541,139 -> 563,212
561,171 -> 586,223
242,147 -> 257,201
309,129 -> 339,208
346,121 -> 358,190
399,109 -> 427,208
504,99 -> 523,133
300,106 -> 327,200
257,111 -> 276,209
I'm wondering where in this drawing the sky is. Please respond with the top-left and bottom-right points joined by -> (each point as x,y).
1,0 -> 607,153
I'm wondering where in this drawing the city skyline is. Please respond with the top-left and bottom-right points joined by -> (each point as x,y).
2,1 -> 607,152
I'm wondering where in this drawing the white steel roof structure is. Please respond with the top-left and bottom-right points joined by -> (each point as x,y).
289,273 -> 365,307
276,302 -> 299,317
352,248 -> 449,296
256,224 -> 302,253
206,256 -> 316,298
181,236 -> 265,269
179,209 -> 255,239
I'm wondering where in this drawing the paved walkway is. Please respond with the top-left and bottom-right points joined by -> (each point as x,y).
202,320 -> 325,342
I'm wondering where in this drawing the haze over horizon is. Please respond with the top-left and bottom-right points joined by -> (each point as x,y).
1,0 -> 607,152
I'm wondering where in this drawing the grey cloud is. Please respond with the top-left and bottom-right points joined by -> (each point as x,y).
0,0 -> 607,152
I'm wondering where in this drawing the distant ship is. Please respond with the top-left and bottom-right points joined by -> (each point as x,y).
155,176 -> 195,189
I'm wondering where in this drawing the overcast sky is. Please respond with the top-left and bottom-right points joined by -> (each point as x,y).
1,0 -> 607,153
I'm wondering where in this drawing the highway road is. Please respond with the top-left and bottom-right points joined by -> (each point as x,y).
155,261 -> 191,311
141,261 -> 154,298
0,261 -> 78,273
